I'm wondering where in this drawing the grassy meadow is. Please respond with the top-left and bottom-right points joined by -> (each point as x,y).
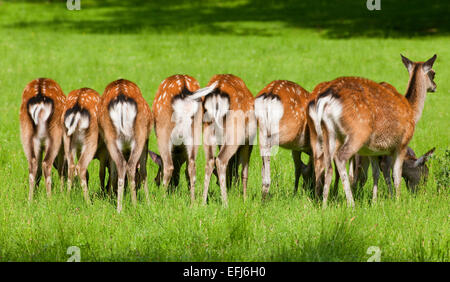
0,0 -> 448,261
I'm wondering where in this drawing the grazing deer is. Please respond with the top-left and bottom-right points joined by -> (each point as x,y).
189,74 -> 256,206
99,79 -> 153,212
150,75 -> 203,203
254,80 -> 315,198
20,78 -> 66,201
308,54 -> 437,206
339,147 -> 435,198
62,88 -> 110,203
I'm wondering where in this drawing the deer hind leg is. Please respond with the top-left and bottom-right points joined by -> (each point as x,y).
185,144 -> 197,205
321,125 -> 335,206
63,134 -> 75,193
105,139 -> 127,212
53,145 -> 66,192
291,150 -> 303,195
42,131 -> 63,198
239,144 -> 251,201
26,139 -> 42,202
202,124 -> 216,205
138,140 -> 150,204
334,137 -> 366,207
202,144 -> 215,205
157,133 -> 174,190
331,159 -> 340,199
126,132 -> 148,207
76,134 -> 98,204
259,130 -> 272,200
216,144 -> 239,207
322,158 -> 334,206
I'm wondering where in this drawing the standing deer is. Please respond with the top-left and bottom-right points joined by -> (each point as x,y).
331,82 -> 434,200
189,74 -> 257,206
150,74 -> 203,203
20,78 -> 66,201
254,80 -> 315,199
62,88 -> 110,203
99,79 -> 153,212
308,54 -> 437,206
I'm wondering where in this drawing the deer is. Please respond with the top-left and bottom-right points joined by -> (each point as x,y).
308,54 -> 437,206
254,80 -> 316,199
332,146 -> 435,199
150,74 -> 203,204
20,78 -> 66,201
62,88 -> 111,203
98,79 -> 153,212
188,74 -> 257,207
330,82 -> 435,201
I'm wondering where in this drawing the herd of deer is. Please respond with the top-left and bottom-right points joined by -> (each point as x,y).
19,55 -> 437,212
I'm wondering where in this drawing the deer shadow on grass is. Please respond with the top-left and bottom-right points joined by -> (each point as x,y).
4,0 -> 450,38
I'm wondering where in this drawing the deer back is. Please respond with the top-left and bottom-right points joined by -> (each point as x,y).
20,78 -> 66,133
256,80 -> 311,147
63,88 -> 101,137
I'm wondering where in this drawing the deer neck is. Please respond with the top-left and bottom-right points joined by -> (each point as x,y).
405,68 -> 427,124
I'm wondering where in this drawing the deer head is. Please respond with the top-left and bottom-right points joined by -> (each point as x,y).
402,147 -> 435,192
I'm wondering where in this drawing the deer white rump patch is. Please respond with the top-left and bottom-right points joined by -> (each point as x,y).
203,94 -> 229,146
65,112 -> 90,137
29,101 -> 52,139
109,100 -> 137,142
171,98 -> 200,146
312,93 -> 343,157
203,94 -> 229,126
29,101 -> 52,125
254,95 -> 284,156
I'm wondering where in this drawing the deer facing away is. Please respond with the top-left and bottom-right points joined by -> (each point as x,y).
188,74 -> 257,206
62,87 -> 112,203
150,74 -> 203,203
20,78 -> 66,201
99,79 -> 153,212
254,80 -> 316,199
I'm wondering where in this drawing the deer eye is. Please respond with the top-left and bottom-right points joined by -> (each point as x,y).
428,70 -> 435,80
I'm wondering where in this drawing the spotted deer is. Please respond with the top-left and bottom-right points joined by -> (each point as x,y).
308,54 -> 437,206
99,79 -> 153,212
150,74 -> 203,203
189,74 -> 257,206
62,88 -> 110,203
254,80 -> 315,199
20,78 -> 66,201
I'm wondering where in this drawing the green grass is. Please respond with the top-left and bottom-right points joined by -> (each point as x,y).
0,0 -> 448,261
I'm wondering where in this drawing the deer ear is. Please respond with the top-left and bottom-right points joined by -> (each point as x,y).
401,54 -> 414,73
423,54 -> 437,72
414,147 -> 435,167
406,147 -> 417,158
149,151 -> 162,167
